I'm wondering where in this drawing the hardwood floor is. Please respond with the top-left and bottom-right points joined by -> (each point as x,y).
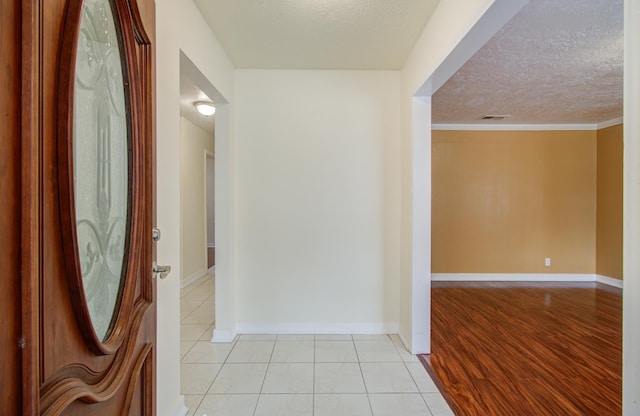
421,281 -> 622,416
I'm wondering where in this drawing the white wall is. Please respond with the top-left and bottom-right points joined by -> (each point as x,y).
623,0 -> 640,412
234,70 -> 401,333
156,0 -> 234,414
180,117 -> 214,285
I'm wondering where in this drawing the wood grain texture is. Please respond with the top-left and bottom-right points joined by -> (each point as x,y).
0,0 -> 24,413
21,0 -> 43,413
421,282 -> 622,416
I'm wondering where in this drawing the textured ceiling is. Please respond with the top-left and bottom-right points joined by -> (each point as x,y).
180,71 -> 215,135
432,0 -> 623,125
194,0 -> 440,69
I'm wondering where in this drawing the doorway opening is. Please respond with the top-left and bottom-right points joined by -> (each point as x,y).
206,152 -> 215,270
177,50 -> 231,348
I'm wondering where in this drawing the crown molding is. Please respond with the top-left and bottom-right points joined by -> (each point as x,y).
432,118 -> 623,131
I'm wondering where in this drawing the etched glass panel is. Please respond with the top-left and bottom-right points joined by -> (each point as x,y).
73,0 -> 129,342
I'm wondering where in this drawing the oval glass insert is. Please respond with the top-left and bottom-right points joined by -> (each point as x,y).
73,0 -> 130,342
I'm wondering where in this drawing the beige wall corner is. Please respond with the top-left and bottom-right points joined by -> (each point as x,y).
180,117 -> 214,284
596,123 -> 623,280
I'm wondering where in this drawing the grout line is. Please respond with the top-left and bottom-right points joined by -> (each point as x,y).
312,337 -> 316,415
256,341 -> 278,391
402,358 -> 433,413
353,336 -> 375,415
252,339 -> 279,416
187,394 -> 206,416
180,340 -> 197,361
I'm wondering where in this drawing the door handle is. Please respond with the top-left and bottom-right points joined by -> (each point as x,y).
153,261 -> 171,279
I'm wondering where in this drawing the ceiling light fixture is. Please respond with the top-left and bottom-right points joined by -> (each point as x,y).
194,101 -> 216,116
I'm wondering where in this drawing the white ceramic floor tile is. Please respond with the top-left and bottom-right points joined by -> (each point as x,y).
178,334 -> 449,416
226,340 -> 275,363
198,324 -> 216,341
181,363 -> 222,394
315,341 -> 358,362
389,334 -> 404,345
277,334 -> 315,341
254,394 -> 313,416
353,335 -> 392,341
360,363 -> 419,393
314,363 -> 367,393
193,300 -> 215,313
208,363 -> 268,394
181,300 -> 205,318
183,288 -> 214,303
181,341 -> 196,359
193,394 -> 258,416
182,340 -> 234,364
315,334 -> 352,341
355,340 -> 403,362
261,363 -> 314,393
369,394 -> 430,416
406,362 -> 439,393
181,324 -> 211,341
184,394 -> 204,416
314,394 -> 372,416
389,335 -> 419,362
238,334 -> 277,340
271,340 -> 315,362
422,393 -> 455,416
182,309 -> 216,324
181,282 -> 201,298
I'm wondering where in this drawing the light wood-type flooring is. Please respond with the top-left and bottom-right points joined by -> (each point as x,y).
421,281 -> 622,416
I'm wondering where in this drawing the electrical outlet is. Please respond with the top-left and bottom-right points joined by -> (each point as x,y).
545,258 -> 551,267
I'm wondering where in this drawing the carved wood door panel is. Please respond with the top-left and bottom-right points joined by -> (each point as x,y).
27,0 -> 157,414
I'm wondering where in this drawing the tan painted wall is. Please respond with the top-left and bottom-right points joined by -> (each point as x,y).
596,124 -> 623,279
432,130 -> 597,274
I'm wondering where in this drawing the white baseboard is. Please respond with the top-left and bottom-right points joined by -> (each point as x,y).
180,268 -> 208,289
432,273 -> 623,288
595,274 -> 624,288
208,265 -> 215,273
212,328 -> 237,343
431,273 -> 595,282
166,396 -> 187,416
234,322 -> 399,335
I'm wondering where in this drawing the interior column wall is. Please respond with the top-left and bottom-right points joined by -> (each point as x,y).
623,0 -> 640,412
156,0 -> 234,414
399,0 -> 528,352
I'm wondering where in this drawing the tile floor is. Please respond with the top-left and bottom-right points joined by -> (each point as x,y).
180,274 -> 454,416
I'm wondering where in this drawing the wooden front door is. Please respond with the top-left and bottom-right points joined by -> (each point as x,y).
0,0 -> 156,414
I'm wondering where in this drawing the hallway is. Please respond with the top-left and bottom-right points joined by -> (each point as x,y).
179,275 -> 453,415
